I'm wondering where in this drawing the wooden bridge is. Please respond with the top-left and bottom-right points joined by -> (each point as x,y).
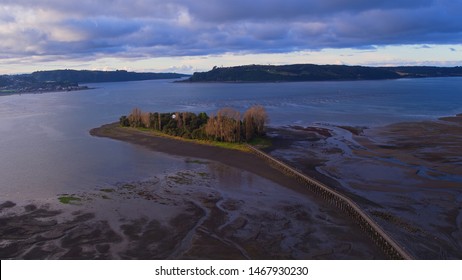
246,144 -> 413,260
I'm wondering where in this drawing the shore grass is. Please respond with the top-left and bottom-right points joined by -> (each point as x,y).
129,126 -> 252,152
248,136 -> 272,149
58,196 -> 82,204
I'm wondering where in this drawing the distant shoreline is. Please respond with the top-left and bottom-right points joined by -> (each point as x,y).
0,69 -> 190,97
183,64 -> 462,83
178,75 -> 462,84
0,86 -> 90,96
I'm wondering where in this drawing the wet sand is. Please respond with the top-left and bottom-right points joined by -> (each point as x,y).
0,168 -> 383,259
266,114 -> 462,259
353,114 -> 462,259
90,123 -> 312,193
5,115 -> 460,259
0,123 -> 385,259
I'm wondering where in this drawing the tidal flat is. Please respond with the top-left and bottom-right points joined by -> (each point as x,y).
0,162 -> 383,259
266,114 -> 462,259
2,114 -> 461,259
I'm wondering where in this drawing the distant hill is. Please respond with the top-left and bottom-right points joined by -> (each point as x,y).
184,64 -> 462,82
1,69 -> 189,94
378,66 -> 462,78
31,69 -> 189,84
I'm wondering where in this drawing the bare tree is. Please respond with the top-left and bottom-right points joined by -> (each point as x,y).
205,108 -> 241,142
158,112 -> 162,131
243,105 -> 268,140
182,112 -> 188,130
205,113 -> 218,140
253,105 -> 268,135
128,107 -> 142,127
220,108 -> 241,142
142,112 -> 150,128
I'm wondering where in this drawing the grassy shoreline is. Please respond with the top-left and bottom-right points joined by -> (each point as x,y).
131,126 -> 252,152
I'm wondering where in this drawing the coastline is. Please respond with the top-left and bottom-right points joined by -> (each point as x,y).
0,86 -> 90,97
0,123 -> 387,260
90,123 -> 304,193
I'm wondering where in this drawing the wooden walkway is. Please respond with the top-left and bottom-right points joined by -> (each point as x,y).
246,144 -> 413,260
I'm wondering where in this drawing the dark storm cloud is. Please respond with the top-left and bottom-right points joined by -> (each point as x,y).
1,0 -> 461,60
183,0 -> 435,22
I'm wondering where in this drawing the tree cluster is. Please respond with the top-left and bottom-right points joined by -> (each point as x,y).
120,109 -> 209,139
120,105 -> 268,143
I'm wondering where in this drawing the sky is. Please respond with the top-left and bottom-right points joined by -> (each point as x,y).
1,0 -> 461,74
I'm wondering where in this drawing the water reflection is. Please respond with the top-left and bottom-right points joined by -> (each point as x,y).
0,78 -> 461,200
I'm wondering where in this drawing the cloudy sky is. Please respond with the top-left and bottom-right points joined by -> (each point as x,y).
1,0 -> 461,74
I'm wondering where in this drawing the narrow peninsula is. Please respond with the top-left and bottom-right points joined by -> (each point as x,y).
90,106 -> 305,190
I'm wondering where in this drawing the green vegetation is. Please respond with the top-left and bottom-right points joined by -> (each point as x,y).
205,140 -> 249,151
58,196 -> 82,204
120,105 -> 269,146
248,136 -> 272,148
31,69 -> 189,84
184,64 -> 462,82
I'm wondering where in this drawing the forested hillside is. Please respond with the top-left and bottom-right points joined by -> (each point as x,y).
185,64 -> 462,82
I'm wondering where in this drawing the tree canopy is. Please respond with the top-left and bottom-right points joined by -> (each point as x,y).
120,106 -> 268,143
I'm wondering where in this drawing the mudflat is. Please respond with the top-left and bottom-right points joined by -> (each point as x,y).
90,123 -> 319,194
0,123 -> 384,259
266,114 -> 462,259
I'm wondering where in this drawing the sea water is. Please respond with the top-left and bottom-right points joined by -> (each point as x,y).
0,77 -> 461,200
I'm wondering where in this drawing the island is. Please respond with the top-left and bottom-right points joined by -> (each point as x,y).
91,106 -> 279,185
183,64 -> 462,82
98,105 -> 269,147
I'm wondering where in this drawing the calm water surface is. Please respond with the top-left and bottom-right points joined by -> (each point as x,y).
0,78 -> 461,200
